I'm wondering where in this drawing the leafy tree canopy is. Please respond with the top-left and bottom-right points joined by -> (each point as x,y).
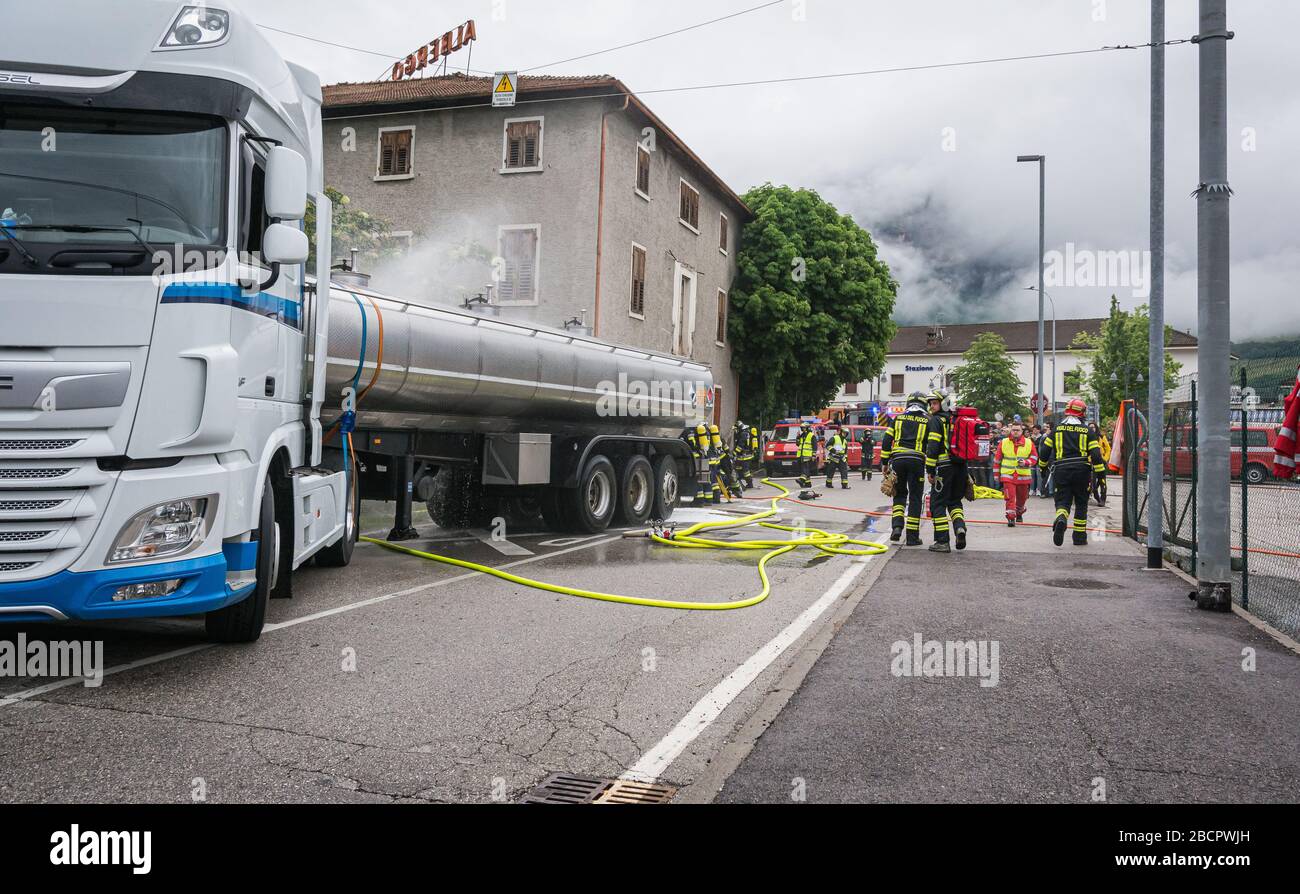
949,332 -> 1030,421
1071,295 -> 1182,419
729,184 -> 897,425
305,186 -> 400,269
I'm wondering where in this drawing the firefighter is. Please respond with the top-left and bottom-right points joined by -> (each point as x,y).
686,423 -> 712,505
859,427 -> 875,481
880,393 -> 929,545
924,389 -> 967,554
707,423 -> 725,504
795,420 -> 820,500
1038,398 -> 1107,546
733,420 -> 760,488
824,426 -> 851,489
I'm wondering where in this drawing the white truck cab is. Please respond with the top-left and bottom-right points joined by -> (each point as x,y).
0,1 -> 347,640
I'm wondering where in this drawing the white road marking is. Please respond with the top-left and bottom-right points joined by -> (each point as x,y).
469,529 -> 534,556
621,554 -> 876,784
0,535 -> 621,710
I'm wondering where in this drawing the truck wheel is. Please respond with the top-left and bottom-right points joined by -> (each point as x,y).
1243,463 -> 1268,486
615,455 -> 655,527
205,478 -> 274,643
315,462 -> 360,567
566,454 -> 616,533
651,454 -> 680,521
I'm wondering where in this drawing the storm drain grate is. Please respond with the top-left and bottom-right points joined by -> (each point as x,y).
521,773 -> 676,804
1039,578 -> 1117,591
593,779 -> 677,804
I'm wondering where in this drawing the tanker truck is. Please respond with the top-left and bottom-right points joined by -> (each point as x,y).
0,0 -> 709,642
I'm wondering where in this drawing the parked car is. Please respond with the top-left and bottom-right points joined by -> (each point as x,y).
1161,424 -> 1279,485
764,419 -> 825,476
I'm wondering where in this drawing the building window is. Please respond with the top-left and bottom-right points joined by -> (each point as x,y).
715,289 -> 727,346
719,213 -> 729,254
1064,369 -> 1084,394
375,126 -> 414,180
497,225 -> 540,305
890,374 -> 905,395
844,381 -> 858,396
679,179 -> 700,232
712,385 -> 723,427
630,243 -> 647,319
501,117 -> 543,172
635,144 -> 651,200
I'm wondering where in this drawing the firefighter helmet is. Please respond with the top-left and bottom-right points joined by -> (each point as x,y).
1065,398 -> 1087,417
907,391 -> 927,405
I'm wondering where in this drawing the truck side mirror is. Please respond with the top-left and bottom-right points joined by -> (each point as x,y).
265,146 -> 307,221
263,223 -> 309,265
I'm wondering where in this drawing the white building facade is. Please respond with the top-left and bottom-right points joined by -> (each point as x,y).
832,319 -> 1199,422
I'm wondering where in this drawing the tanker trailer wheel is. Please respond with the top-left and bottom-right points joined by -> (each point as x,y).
614,455 -> 655,527
426,466 -> 496,530
566,454 -> 617,533
205,476 -> 275,643
651,454 -> 680,521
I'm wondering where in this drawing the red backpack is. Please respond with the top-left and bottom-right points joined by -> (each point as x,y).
949,407 -> 982,461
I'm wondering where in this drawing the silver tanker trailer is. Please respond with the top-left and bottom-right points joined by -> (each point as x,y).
312,276 -> 714,543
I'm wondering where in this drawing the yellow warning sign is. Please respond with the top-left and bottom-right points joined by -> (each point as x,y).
492,71 -> 517,107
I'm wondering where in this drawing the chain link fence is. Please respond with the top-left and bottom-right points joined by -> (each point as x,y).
1128,361 -> 1300,641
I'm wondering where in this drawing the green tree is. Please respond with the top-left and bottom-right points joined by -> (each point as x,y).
729,184 -> 897,425
1071,295 -> 1183,418
304,186 -> 400,269
949,332 -> 1030,420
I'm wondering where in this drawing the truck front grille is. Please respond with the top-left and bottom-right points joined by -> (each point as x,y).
0,530 -> 52,543
0,439 -> 82,451
0,468 -> 73,480
0,499 -> 65,512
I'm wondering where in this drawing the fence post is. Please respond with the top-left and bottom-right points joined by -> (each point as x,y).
1191,380 -> 1198,572
1239,368 -> 1249,611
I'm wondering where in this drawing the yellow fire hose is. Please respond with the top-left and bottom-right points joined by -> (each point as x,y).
360,479 -> 888,611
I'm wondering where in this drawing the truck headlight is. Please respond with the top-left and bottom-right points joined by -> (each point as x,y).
108,496 -> 217,564
156,6 -> 230,50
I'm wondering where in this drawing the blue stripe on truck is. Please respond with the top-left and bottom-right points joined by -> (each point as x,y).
161,282 -> 301,329
222,541 -> 258,572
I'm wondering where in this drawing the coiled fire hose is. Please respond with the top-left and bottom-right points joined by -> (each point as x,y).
361,479 -> 888,611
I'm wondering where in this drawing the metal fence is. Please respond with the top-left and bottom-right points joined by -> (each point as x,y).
1127,364 -> 1300,640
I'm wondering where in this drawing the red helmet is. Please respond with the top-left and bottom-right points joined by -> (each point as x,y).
1065,398 -> 1087,417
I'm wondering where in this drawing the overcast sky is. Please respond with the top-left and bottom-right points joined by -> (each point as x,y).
256,0 -> 1299,341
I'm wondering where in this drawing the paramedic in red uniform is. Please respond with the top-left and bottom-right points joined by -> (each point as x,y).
994,421 -> 1037,526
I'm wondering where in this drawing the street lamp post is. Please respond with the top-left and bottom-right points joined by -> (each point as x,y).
1017,154 -> 1046,427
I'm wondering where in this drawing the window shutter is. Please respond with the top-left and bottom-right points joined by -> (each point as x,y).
379,129 -> 412,176
505,120 -> 541,169
679,182 -> 699,228
719,214 -> 728,251
716,290 -> 727,344
501,228 -> 539,303
630,246 -> 646,316
636,146 -> 651,195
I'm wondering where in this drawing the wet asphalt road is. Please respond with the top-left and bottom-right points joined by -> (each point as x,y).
0,480 -> 889,803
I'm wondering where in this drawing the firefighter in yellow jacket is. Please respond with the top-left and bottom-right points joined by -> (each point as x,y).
795,421 -> 820,501
1038,398 -> 1107,546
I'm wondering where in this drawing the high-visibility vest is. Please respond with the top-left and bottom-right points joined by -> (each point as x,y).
999,437 -> 1034,481
797,430 -> 817,459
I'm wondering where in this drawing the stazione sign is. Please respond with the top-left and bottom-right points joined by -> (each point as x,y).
390,20 -> 477,80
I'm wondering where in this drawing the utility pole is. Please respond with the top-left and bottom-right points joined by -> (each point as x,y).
1147,0 -> 1165,570
1194,0 -> 1233,611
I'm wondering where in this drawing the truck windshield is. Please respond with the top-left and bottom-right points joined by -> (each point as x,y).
0,105 -> 226,249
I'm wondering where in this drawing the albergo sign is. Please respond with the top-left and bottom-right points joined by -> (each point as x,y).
390,20 -> 477,80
